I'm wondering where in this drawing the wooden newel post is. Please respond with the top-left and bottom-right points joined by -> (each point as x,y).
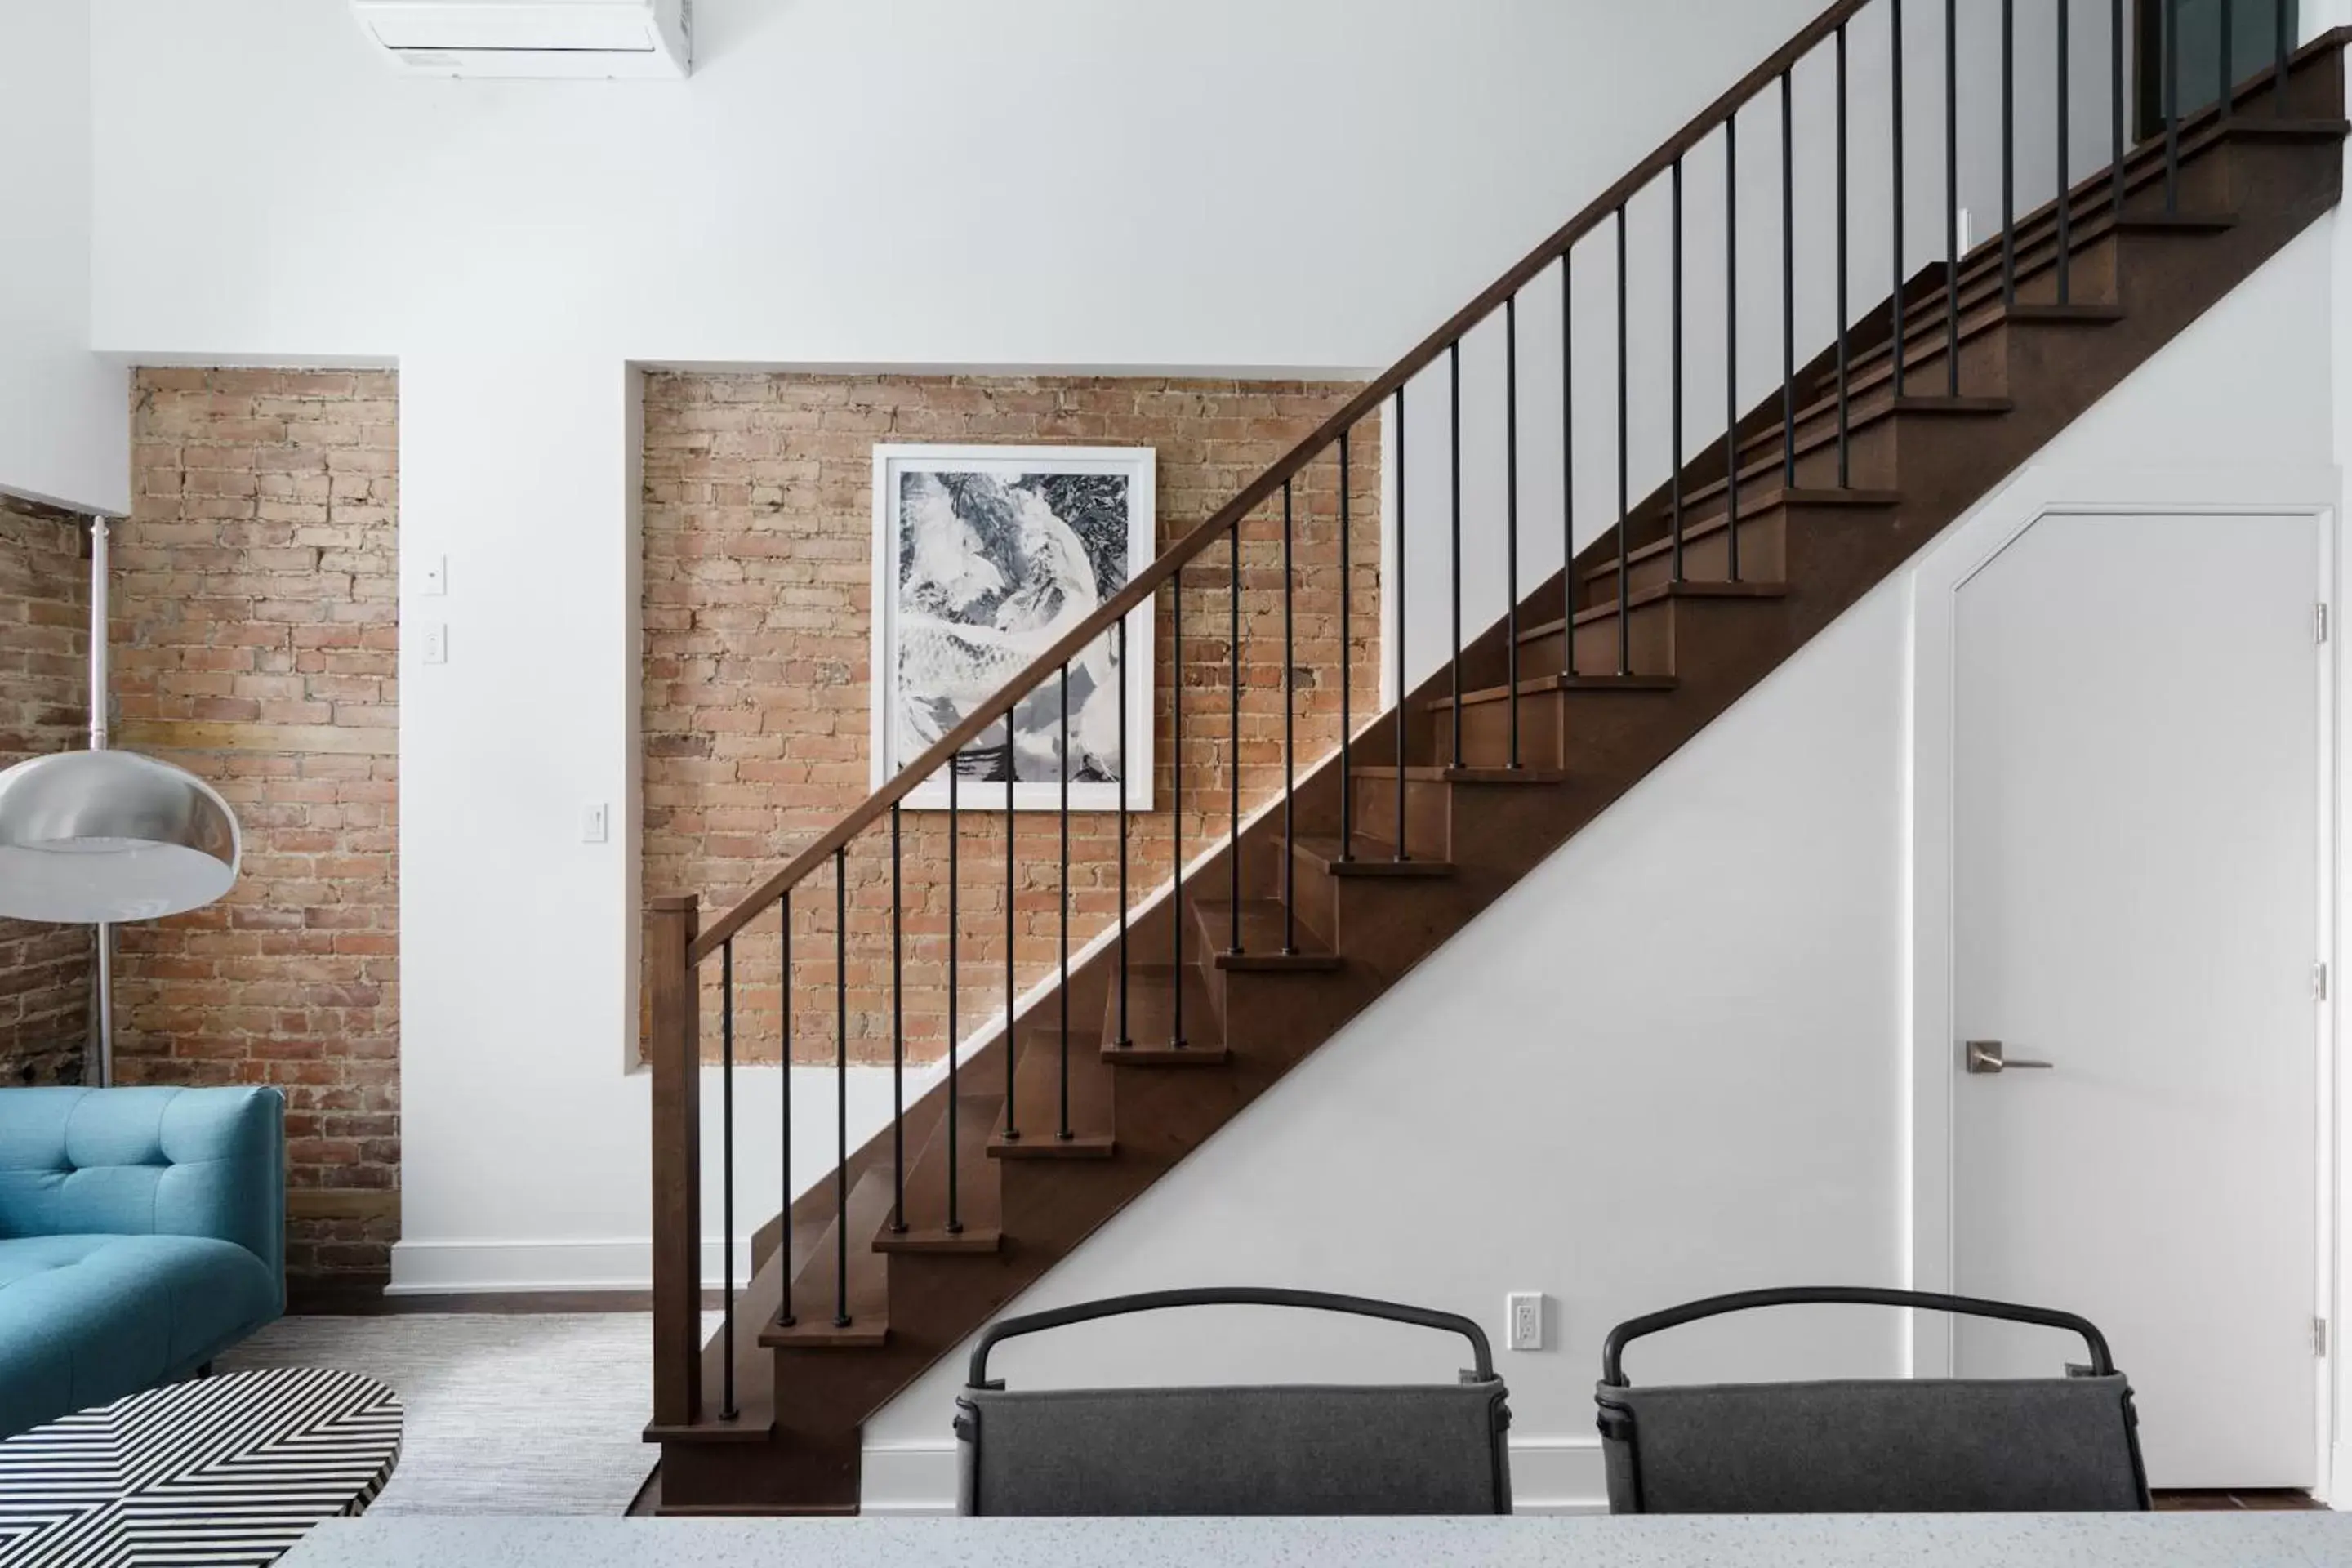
648,893 -> 702,1432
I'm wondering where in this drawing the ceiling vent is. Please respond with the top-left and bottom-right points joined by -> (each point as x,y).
350,0 -> 690,78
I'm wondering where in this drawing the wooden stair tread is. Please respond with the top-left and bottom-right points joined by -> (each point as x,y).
875,1090 -> 1002,1253
763,1168 -> 892,1348
1293,833 -> 1454,876
1346,764 -> 1566,784
1594,490 -> 1902,586
989,1034 -> 1116,1158
2212,116 -> 2350,140
1104,964 -> 1231,1064
1190,898 -> 1343,971
1429,672 -> 1680,710
1520,580 -> 1784,637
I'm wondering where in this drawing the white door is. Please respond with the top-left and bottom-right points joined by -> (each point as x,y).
1951,510 -> 2323,1490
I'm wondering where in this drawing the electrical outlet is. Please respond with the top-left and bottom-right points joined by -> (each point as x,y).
1507,1292 -> 1545,1352
420,554 -> 448,596
421,624 -> 448,665
581,802 -> 609,844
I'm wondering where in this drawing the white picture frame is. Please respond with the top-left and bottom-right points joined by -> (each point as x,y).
870,443 -> 1156,812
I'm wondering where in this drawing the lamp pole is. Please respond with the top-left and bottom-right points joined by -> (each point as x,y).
90,514 -> 113,1087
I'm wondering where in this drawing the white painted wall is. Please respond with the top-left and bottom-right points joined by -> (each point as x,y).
0,7 -> 126,514
78,0 -> 1908,1291
862,224 -> 2345,1513
63,0 -> 2339,1323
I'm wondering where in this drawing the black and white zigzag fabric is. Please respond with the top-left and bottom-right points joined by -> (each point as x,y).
0,1365 -> 401,1568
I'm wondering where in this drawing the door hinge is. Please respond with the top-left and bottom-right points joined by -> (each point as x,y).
2319,603 -> 2332,644
2318,962 -> 2331,1002
2317,1317 -> 2330,1357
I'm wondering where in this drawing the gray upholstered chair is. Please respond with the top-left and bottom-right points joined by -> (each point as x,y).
1595,1286 -> 2151,1513
955,1286 -> 1512,1516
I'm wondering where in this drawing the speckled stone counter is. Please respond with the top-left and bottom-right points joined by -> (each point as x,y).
280,1512 -> 2352,1567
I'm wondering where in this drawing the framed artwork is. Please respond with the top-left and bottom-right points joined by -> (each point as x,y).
870,444 -> 1156,811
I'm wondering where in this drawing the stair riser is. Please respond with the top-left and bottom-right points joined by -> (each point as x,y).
2209,127 -> 2349,226
2000,231 -> 2123,309
1343,773 -> 1454,852
1832,312 -> 2020,412
1566,598 -> 1677,677
1581,514 -> 1788,612
1283,868 -> 1456,969
1444,689 -> 1571,772
1626,423 -> 1896,568
2118,131 -> 2240,218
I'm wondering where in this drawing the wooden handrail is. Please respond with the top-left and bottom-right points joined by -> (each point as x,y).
683,0 -> 1876,965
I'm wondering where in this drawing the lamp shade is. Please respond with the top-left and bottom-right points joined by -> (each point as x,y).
0,749 -> 241,922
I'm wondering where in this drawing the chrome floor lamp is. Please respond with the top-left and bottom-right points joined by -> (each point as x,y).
0,515 -> 241,1085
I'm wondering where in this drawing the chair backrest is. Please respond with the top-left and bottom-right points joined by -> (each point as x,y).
1595,1287 -> 2150,1513
956,1287 -> 1512,1517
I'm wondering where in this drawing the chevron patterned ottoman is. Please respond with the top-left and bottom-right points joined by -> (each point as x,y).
0,1366 -> 400,1567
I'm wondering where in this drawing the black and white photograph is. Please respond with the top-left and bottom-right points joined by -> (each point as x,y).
871,444 -> 1156,810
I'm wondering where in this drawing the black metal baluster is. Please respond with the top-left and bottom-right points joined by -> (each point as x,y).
1448,340 -> 1463,768
2114,0 -> 2127,213
1725,117 -> 1742,582
776,890 -> 794,1327
2002,0 -> 2016,304
1003,713 -> 1018,1141
2278,0 -> 2292,112
2221,0 -> 2234,117
1561,253 -> 1576,675
1615,205 -> 1631,675
1114,621 -> 1130,1049
1339,430 -> 1354,862
889,805 -> 904,1234
1227,519 -> 1243,951
1058,663 -> 1071,1142
832,846 -> 849,1329
946,773 -> 960,1232
2165,0 -> 2181,212
1891,0 -> 1907,399
1780,69 -> 1796,490
1946,0 -> 1960,394
1672,157 -> 1686,579
1503,296 -> 1521,768
1170,567 -> 1186,1048
1281,479 -> 1298,951
720,934 -> 736,1415
2058,0 -> 2073,302
1395,385 -> 1410,859
1837,23 -> 1851,487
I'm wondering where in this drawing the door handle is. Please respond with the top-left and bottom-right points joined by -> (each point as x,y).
1964,1039 -> 2054,1075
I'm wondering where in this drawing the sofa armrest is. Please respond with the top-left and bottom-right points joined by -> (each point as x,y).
0,1087 -> 286,1310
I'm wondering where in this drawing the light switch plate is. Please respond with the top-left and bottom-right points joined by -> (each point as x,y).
420,555 -> 448,596
581,802 -> 610,844
421,624 -> 448,665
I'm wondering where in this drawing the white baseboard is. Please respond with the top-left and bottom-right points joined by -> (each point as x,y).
859,1434 -> 1606,1516
385,1236 -> 755,1296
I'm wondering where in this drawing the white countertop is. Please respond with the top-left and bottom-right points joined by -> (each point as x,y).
280,1512 -> 2352,1567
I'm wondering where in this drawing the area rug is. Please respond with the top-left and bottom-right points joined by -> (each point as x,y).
219,1313 -> 689,1515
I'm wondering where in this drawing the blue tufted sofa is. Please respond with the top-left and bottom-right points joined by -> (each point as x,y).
0,1085 -> 285,1438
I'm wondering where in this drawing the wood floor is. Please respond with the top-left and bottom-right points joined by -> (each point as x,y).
2153,1490 -> 2328,1511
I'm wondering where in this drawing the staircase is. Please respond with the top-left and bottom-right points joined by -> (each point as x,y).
644,2 -> 2352,1514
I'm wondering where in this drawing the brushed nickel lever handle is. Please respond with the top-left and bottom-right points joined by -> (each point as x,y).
1964,1040 -> 2053,1074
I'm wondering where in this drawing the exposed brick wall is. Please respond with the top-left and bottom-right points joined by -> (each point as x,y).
0,497 -> 91,1086
114,368 -> 400,1290
643,374 -> 1379,1065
